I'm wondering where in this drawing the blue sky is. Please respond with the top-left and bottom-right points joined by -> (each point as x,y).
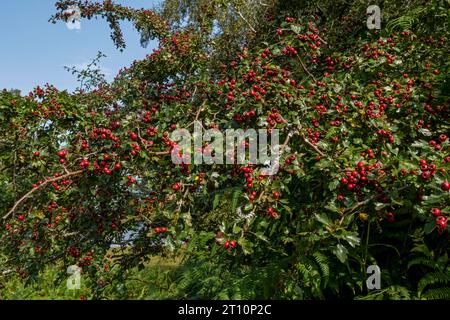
0,0 -> 161,94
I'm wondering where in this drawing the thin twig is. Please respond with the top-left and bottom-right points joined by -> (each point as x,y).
3,170 -> 84,219
296,125 -> 324,157
187,100 -> 207,128
236,10 -> 256,33
297,54 -> 317,82
342,186 -> 409,215
317,35 -> 329,46
147,150 -> 170,155
302,136 -> 325,157
13,149 -> 17,202
296,125 -> 341,171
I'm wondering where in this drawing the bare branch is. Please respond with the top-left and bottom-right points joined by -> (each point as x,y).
342,186 -> 409,215
3,170 -> 84,220
236,10 -> 256,33
296,54 -> 317,83
302,136 -> 325,157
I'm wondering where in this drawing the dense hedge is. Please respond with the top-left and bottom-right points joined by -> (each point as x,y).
0,0 -> 449,299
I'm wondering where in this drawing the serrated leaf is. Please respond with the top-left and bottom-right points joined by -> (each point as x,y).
328,179 -> 339,191
238,238 -> 254,255
290,24 -> 302,34
232,225 -> 242,234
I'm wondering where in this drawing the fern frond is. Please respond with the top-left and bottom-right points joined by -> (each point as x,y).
385,285 -> 412,300
418,271 -> 450,295
408,257 -> 436,270
386,6 -> 427,32
423,287 -> 450,300
312,252 -> 330,287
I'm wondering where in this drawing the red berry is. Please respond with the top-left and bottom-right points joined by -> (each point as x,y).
436,216 -> 447,232
273,191 -> 280,200
421,171 -> 431,180
441,181 -> 450,191
33,151 -> 40,157
155,227 -> 161,234
431,208 -> 441,217
17,215 -> 25,221
130,132 -> 138,141
172,183 -> 181,191
230,240 -> 237,248
224,241 -> 230,249
386,212 -> 395,222
161,227 -> 167,233
114,163 -> 122,170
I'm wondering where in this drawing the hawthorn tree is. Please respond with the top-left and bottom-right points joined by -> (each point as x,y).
0,0 -> 449,299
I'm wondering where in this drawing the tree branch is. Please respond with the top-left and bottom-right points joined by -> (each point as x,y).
342,186 -> 410,215
296,54 -> 317,82
302,136 -> 325,157
236,10 -> 256,33
3,170 -> 84,220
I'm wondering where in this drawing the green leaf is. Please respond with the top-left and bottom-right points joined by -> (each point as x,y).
231,189 -> 241,213
374,202 -> 388,210
315,213 -> 332,226
333,244 -> 348,264
253,232 -> 268,242
423,221 -> 435,234
213,194 -> 220,210
238,238 -> 254,255
341,214 -> 355,227
290,24 -> 302,34
328,179 -> 339,191
232,225 -> 242,234
343,234 -> 361,247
